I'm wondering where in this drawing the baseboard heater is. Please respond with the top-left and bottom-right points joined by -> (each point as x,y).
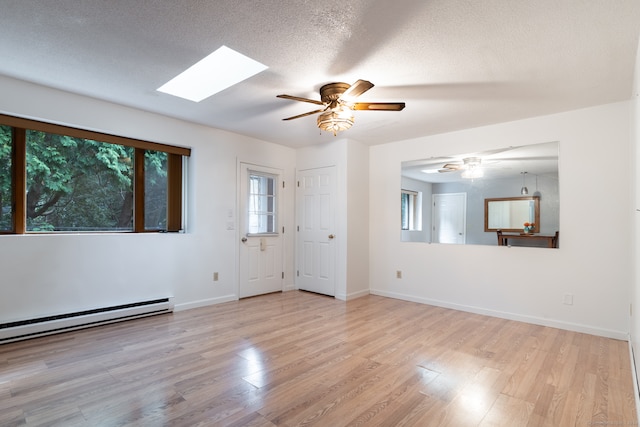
0,298 -> 173,344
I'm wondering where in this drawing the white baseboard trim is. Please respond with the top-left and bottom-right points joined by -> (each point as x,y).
370,289 -> 628,340
283,284 -> 296,292
628,339 -> 640,424
344,289 -> 370,300
174,295 -> 237,312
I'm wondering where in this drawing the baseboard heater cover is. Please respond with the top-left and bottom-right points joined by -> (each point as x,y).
0,298 -> 173,344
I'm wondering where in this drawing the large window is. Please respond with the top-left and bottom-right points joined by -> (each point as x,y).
0,114 -> 190,234
25,130 -> 135,232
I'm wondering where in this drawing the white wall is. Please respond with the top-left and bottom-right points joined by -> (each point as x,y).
370,102 -> 633,339
0,75 -> 296,322
346,140 -> 370,299
630,33 -> 640,400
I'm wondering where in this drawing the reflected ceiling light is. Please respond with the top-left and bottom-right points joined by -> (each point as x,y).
521,171 -> 529,195
317,108 -> 354,136
157,45 -> 268,102
461,157 -> 483,179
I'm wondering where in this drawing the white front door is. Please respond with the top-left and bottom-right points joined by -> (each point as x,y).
239,163 -> 283,298
296,166 -> 336,296
432,193 -> 467,244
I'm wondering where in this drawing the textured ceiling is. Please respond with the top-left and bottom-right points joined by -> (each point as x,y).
0,0 -> 639,148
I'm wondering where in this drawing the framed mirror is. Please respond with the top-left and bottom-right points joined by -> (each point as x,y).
401,141 -> 559,246
484,196 -> 539,232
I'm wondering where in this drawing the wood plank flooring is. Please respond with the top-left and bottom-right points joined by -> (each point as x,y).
0,291 -> 637,426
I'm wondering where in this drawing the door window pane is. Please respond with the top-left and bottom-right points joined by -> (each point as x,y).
248,172 -> 277,234
144,150 -> 167,230
25,130 -> 134,232
0,125 -> 12,231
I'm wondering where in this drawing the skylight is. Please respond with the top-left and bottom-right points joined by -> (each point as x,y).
157,45 -> 268,102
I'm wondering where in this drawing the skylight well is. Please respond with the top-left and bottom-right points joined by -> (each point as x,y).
157,45 -> 268,102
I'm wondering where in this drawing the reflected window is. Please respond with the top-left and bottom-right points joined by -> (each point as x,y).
401,189 -> 421,231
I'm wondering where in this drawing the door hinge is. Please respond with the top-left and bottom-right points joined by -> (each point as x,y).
282,181 -> 285,188
297,270 -> 299,277
297,225 -> 299,231
297,181 -> 300,187
282,226 -> 285,233
282,272 -> 284,279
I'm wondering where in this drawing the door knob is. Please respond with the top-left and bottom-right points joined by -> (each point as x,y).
328,234 -> 335,239
241,237 -> 247,243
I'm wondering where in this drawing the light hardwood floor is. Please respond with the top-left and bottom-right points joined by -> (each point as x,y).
0,291 -> 637,426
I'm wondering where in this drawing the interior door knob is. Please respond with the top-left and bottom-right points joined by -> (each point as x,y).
328,234 -> 335,239
241,237 -> 247,243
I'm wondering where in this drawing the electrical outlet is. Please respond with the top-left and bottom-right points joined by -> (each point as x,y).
396,270 -> 402,279
213,272 -> 219,281
563,293 -> 573,305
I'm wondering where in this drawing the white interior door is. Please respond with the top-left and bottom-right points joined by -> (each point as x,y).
239,163 -> 283,298
432,193 -> 467,244
296,166 -> 336,296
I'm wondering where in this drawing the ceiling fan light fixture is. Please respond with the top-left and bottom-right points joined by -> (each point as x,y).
278,79 -> 404,133
461,157 -> 483,179
461,167 -> 483,179
317,109 -> 354,136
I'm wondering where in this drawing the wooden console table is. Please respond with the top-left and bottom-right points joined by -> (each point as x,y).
497,231 -> 559,248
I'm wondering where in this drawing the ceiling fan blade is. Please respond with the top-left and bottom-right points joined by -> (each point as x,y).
341,79 -> 374,100
352,102 -> 406,111
282,109 -> 325,121
277,94 -> 325,106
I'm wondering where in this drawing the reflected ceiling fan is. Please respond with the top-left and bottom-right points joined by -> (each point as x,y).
439,157 -> 482,173
438,157 -> 484,178
277,79 -> 405,135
